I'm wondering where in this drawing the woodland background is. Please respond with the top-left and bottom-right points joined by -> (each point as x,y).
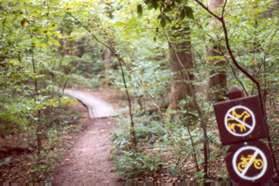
0,0 -> 278,183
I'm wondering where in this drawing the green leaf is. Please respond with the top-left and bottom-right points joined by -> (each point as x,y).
184,6 -> 194,19
160,17 -> 166,27
137,4 -> 143,17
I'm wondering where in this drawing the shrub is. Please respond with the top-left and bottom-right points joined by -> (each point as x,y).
114,151 -> 162,178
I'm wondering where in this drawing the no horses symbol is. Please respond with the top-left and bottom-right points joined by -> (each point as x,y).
225,105 -> 256,137
214,89 -> 277,184
214,94 -> 268,145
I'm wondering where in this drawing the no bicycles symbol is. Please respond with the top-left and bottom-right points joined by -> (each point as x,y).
214,89 -> 275,184
226,141 -> 274,184
232,146 -> 267,181
225,105 -> 256,137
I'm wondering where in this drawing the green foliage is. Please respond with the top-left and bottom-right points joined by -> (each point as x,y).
111,0 -> 279,181
0,0 -> 107,181
113,115 -> 166,178
114,150 -> 162,178
1,0 -> 279,182
113,115 -> 167,149
0,0 -> 105,135
143,0 -> 194,27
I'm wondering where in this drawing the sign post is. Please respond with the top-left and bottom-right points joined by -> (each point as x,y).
213,87 -> 277,185
214,94 -> 268,145
226,141 -> 274,185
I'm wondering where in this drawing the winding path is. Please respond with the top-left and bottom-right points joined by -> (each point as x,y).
53,89 -> 120,185
64,89 -> 117,119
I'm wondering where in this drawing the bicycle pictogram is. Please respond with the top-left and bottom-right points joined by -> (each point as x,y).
237,154 -> 264,172
214,93 -> 274,184
232,146 -> 268,181
225,105 -> 256,137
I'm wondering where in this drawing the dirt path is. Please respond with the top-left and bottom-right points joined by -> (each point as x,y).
53,90 -> 121,185
64,89 -> 117,119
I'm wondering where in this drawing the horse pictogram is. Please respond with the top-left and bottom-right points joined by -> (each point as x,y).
227,110 -> 251,132
225,105 -> 256,137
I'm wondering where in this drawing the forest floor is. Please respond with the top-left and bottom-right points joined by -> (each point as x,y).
53,88 -> 123,185
53,118 -> 120,185
0,87 -> 125,183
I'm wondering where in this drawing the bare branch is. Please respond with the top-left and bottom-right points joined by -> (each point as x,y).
194,0 -> 221,20
221,0 -> 228,17
220,15 -> 279,178
227,59 -> 249,96
66,12 -> 137,149
66,13 -> 113,51
164,30 -> 207,177
194,0 -> 279,175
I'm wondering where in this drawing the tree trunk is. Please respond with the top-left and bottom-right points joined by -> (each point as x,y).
207,0 -> 227,102
168,23 -> 195,109
102,48 -> 112,87
167,21 -> 203,175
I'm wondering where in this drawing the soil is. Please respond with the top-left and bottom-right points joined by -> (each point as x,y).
0,104 -> 86,182
53,118 -> 121,185
0,88 -> 125,184
52,89 -> 123,185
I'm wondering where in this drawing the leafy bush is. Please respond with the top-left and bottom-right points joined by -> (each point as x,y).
114,151 -> 162,178
113,116 -> 167,149
112,115 -> 166,177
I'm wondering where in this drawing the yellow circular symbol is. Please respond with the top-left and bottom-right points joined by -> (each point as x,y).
225,105 -> 256,137
232,146 -> 268,181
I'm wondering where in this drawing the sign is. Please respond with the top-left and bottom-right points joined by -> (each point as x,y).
224,105 -> 255,137
226,141 -> 274,184
214,95 -> 267,145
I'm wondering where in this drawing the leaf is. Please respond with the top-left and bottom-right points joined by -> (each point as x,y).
160,17 -> 166,27
20,19 -> 29,27
0,157 -> 12,167
137,4 -> 143,17
184,6 -> 194,19
158,14 -> 169,28
146,0 -> 158,9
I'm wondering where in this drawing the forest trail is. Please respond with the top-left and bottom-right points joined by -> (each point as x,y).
53,89 -> 121,185
64,89 -> 117,118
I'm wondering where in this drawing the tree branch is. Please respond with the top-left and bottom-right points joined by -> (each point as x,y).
193,0 -> 221,20
66,12 -> 137,148
194,0 -> 279,176
221,0 -> 228,17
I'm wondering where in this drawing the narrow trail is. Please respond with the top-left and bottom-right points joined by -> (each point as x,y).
53,89 -> 121,185
64,89 -> 117,118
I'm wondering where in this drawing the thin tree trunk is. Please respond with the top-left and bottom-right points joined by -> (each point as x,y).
168,23 -> 195,109
168,41 -> 208,178
207,0 -> 227,102
102,48 -> 112,87
66,12 -> 137,149
166,21 -> 207,177
31,43 -> 42,156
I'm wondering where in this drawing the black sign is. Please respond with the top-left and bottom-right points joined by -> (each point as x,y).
214,95 -> 268,145
225,141 -> 274,185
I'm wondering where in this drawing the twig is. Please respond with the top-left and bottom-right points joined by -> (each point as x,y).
194,0 -> 221,20
30,36 -> 42,157
223,54 -> 249,96
221,0 -> 228,17
193,0 -> 279,176
164,30 -> 207,178
186,123 -> 200,172
66,12 -> 137,148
